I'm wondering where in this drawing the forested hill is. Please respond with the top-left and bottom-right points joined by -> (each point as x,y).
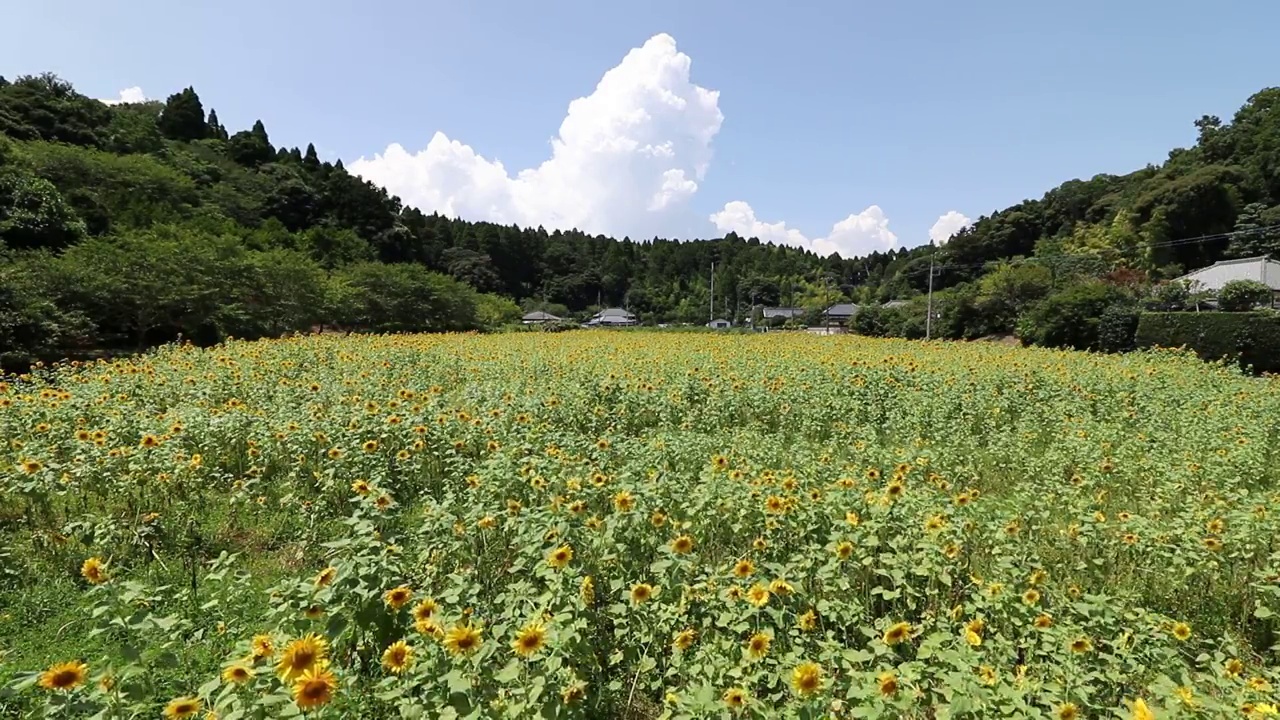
2,73 -> 1280,364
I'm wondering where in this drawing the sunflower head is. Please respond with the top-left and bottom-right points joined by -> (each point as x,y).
292,666 -> 337,710
38,661 -> 88,692
790,661 -> 822,695
80,557 -> 108,585
381,640 -> 415,674
511,621 -> 548,658
276,633 -> 328,682
384,585 -> 413,610
162,696 -> 202,719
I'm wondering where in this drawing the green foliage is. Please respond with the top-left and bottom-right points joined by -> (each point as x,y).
1135,311 -> 1280,373
157,87 -> 208,141
0,73 -> 112,147
1018,283 -> 1129,351
0,168 -> 87,249
1216,279 -> 1273,311
331,262 -> 479,333
1096,304 -> 1139,353
473,292 -> 521,330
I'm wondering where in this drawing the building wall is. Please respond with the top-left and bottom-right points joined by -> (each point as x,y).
1184,260 -> 1280,291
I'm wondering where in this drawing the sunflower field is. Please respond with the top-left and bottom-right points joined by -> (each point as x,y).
1,332 -> 1279,719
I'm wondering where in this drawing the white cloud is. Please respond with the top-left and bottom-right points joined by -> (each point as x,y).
349,33 -> 907,257
709,201 -> 899,258
350,33 -> 722,239
929,210 -> 972,245
100,87 -> 147,105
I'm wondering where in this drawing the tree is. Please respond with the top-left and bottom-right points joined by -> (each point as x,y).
206,108 -> 228,140
0,168 -> 88,249
158,87 -> 207,141
226,122 -> 275,167
1225,202 -> 1280,258
1018,282 -> 1129,350
1217,279 -> 1272,311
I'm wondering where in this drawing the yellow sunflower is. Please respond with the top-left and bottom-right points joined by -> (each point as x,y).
292,666 -> 337,709
745,632 -> 771,660
80,557 -> 108,585
384,585 -> 413,610
37,661 -> 88,691
276,633 -> 328,682
511,621 -> 548,658
883,621 -> 912,646
443,623 -> 483,656
547,544 -> 573,569
162,696 -> 202,719
381,640 -> 415,674
221,663 -> 254,685
790,661 -> 822,696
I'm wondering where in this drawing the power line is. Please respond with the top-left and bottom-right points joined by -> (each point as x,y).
895,223 -> 1280,278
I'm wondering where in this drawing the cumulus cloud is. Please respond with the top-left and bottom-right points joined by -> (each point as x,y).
100,87 -> 147,105
709,201 -> 899,258
350,33 -> 723,239
928,210 -> 972,245
350,33 -> 911,257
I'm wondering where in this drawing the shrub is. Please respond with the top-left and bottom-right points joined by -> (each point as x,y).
1217,279 -> 1273,311
1019,282 -> 1128,350
1134,311 -> 1280,373
1097,304 -> 1140,353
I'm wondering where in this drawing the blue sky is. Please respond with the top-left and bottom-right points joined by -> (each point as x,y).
4,0 -> 1279,257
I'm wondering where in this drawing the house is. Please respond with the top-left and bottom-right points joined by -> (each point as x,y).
521,310 -> 562,325
1176,256 -> 1280,302
882,300 -> 909,309
823,303 -> 860,325
586,308 -> 638,327
707,318 -> 731,329
761,306 -> 805,320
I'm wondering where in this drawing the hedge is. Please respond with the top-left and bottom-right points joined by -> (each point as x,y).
1134,311 -> 1280,374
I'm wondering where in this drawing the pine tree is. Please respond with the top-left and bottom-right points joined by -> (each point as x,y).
206,108 -> 228,140
303,143 -> 320,170
157,87 -> 207,141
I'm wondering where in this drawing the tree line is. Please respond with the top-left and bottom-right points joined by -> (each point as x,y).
2,72 -> 1280,366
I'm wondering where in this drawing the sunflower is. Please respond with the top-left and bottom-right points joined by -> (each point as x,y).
798,609 -> 818,631
140,434 -> 160,448
723,687 -> 749,710
732,559 -> 754,578
673,628 -> 697,651
1033,613 -> 1054,629
381,640 -> 415,674
835,541 -> 854,560
277,633 -> 328,682
670,535 -> 694,554
846,511 -> 861,526
561,680 -> 587,704
351,479 -> 372,495
222,663 -> 254,685
511,621 -> 548,658
1130,698 -> 1154,720
877,671 -> 898,697
19,458 -> 43,474
612,490 -> 635,512
443,623 -> 483,656
251,634 -> 275,661
1022,588 -> 1041,605
745,632 -> 771,660
1056,702 -> 1079,720
361,439 -> 379,452
162,696 -> 202,719
630,583 -> 655,604
547,544 -> 573,569
384,585 -> 413,610
1069,637 -> 1092,654
1171,621 -> 1191,641
1225,658 -> 1245,677
883,621 -> 912,646
745,583 -> 771,608
80,557 -> 108,585
292,666 -> 337,709
314,567 -> 337,588
790,661 -> 822,696
37,661 -> 88,691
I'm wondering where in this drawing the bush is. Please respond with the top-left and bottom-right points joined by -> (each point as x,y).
1134,311 -> 1280,373
1097,304 -> 1140,353
1019,282 -> 1128,350
1217,279 -> 1273,311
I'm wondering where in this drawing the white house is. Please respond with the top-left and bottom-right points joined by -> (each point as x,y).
1176,256 -> 1280,295
707,318 -> 731,329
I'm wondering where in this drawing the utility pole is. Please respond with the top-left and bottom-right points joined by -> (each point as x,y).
925,248 -> 936,340
709,261 -> 715,324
